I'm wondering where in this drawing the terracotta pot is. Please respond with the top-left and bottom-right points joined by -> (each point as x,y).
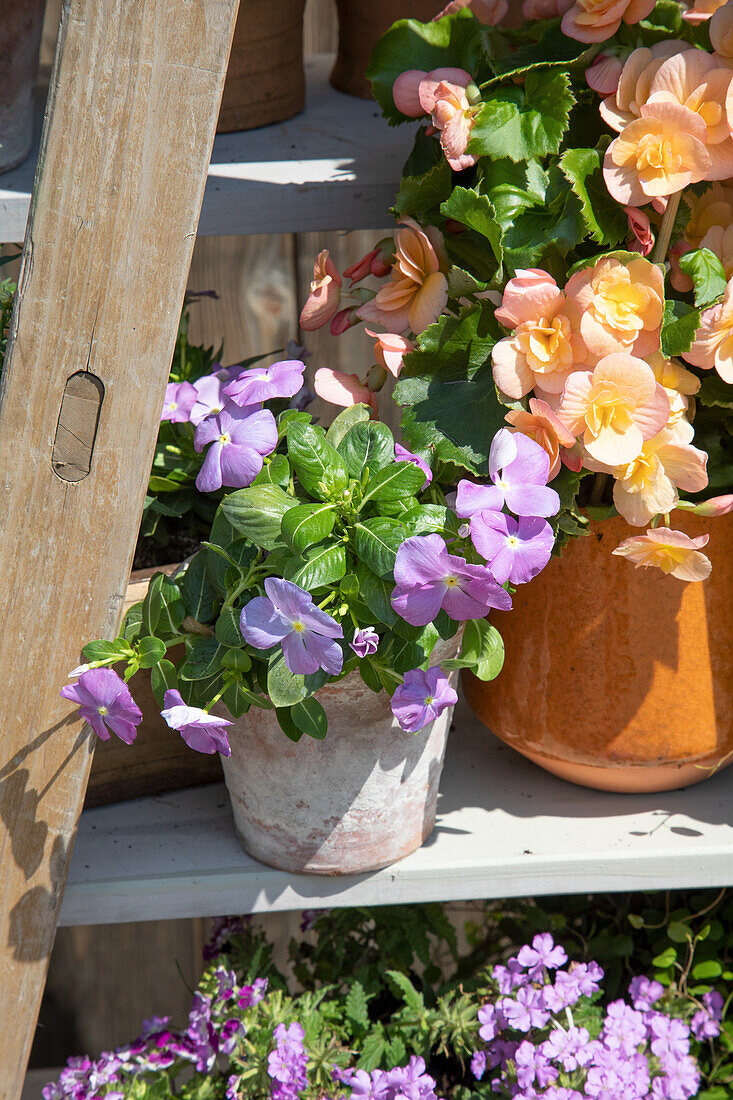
464,513 -> 733,794
219,636 -> 461,874
331,0 -> 441,99
85,565 -> 222,807
217,0 -> 306,133
0,0 -> 45,174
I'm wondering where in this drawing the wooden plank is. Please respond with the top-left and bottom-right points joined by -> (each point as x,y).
0,1 -> 240,1093
58,699 -> 733,925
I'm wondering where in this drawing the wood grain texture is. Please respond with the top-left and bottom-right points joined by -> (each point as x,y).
0,0 -> 240,1092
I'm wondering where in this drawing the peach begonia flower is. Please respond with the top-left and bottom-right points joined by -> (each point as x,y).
357,219 -> 449,336
434,0 -> 508,23
491,269 -> 587,399
557,352 -> 670,465
691,493 -> 733,515
524,0 -> 564,17
313,368 -> 378,416
647,51 -> 733,180
711,1 -> 733,56
625,206 -> 654,255
612,527 -> 712,581
682,278 -> 733,382
599,41 -> 694,132
564,255 -> 664,361
505,398 -> 579,479
603,102 -> 711,207
392,67 -> 472,118
683,0 -> 728,23
648,350 -> 700,430
560,0 -> 657,44
586,54 -> 625,95
300,251 -> 342,332
365,330 -> 413,379
431,83 -> 479,171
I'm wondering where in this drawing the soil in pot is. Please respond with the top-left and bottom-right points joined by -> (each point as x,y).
331,0 -> 442,99
0,1 -> 45,174
219,636 -> 462,874
217,0 -> 306,132
464,513 -> 733,793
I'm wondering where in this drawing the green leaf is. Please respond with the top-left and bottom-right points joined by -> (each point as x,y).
367,10 -> 484,124
698,374 -> 733,409
80,637 -> 132,664
222,484 -> 295,550
357,1029 -> 386,1072
469,72 -> 575,164
291,697 -> 328,740
559,147 -> 627,247
661,300 -> 701,358
221,648 -> 252,672
150,659 -> 178,707
283,541 -> 348,590
142,571 -> 186,636
394,157 -> 453,219
276,707 -> 304,743
667,920 -> 691,944
355,562 -> 398,627
325,403 -> 372,448
137,636 -> 167,669
692,959 -> 723,980
394,302 -> 506,475
220,678 -> 252,718
404,504 -> 461,538
345,981 -> 370,1029
338,421 -> 396,480
287,420 -> 349,499
353,517 -> 406,577
386,970 -> 425,1014
440,188 -> 502,267
181,554 -> 219,623
679,247 -> 727,308
215,608 -> 243,648
485,21 -> 593,83
443,619 -> 504,681
652,947 -> 677,968
281,503 -> 336,555
179,637 -> 226,681
252,453 -> 291,488
362,463 -> 426,504
266,650 -> 333,708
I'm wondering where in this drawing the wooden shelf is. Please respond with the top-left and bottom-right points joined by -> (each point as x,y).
0,56 -> 411,244
59,698 -> 733,927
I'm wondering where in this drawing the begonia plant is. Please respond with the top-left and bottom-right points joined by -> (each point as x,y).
301,0 -> 733,581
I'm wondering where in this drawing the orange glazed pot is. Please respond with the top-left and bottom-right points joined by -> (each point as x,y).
463,512 -> 733,793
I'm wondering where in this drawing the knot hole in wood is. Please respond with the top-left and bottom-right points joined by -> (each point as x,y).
52,370 -> 104,482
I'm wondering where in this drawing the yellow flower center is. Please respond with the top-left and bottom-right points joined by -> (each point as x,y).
517,315 -> 573,373
424,695 -> 434,706
585,386 -> 635,438
593,275 -> 648,336
620,451 -> 662,494
219,433 -> 231,445
98,705 -> 108,716
444,575 -> 459,587
292,621 -> 305,633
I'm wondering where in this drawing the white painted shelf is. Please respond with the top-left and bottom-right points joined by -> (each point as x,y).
59,699 -> 733,927
0,56 -> 411,243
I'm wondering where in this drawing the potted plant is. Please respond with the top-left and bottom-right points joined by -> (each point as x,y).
300,0 -> 733,792
61,348 -> 566,872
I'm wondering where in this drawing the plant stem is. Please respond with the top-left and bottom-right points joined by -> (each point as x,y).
651,190 -> 682,266
589,473 -> 609,505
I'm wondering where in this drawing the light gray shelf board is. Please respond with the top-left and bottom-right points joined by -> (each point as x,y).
59,698 -> 733,927
0,56 -> 411,244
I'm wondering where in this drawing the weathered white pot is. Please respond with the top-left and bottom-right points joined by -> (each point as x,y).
220,636 -> 461,875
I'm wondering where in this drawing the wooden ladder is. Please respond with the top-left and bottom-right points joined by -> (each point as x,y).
0,1 -> 241,1093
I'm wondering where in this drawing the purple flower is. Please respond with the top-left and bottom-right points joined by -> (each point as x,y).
648,1013 -> 691,1061
542,1025 -> 592,1071
629,975 -> 664,1011
653,1054 -> 700,1098
691,1008 -> 720,1040
240,577 -> 343,676
60,668 -> 142,744
516,934 -> 568,979
469,512 -> 555,585
238,976 -> 268,1008
478,1003 -> 501,1041
350,626 -> 379,657
395,443 -> 432,486
268,1022 -> 308,1100
391,534 -> 511,627
493,959 -> 528,994
160,690 -> 232,756
471,1051 -> 487,1080
391,667 -> 458,733
194,406 -> 278,493
499,986 -> 551,1032
456,429 -> 560,519
224,359 -> 305,407
190,373 -> 230,425
162,380 -> 197,423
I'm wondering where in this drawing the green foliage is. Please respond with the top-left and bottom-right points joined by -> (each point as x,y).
679,248 -> 727,308
661,300 -> 702,358
469,72 -> 575,164
559,146 -> 627,247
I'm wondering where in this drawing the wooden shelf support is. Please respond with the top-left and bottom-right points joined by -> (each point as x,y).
0,1 -> 240,1094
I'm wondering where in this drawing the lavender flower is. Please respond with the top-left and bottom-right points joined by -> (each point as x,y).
469,512 -> 555,585
516,934 -> 568,979
470,1050 -> 487,1080
224,359 -> 306,407
541,1024 -> 592,1071
160,689 -> 233,756
456,429 -> 561,519
350,626 -> 379,657
194,406 -> 278,493
391,534 -> 512,627
240,577 -> 344,675
162,380 -> 197,422
395,443 -> 432,486
60,668 -> 142,744
238,976 -> 268,1008
190,373 -> 230,425
629,975 -> 664,1011
390,667 -> 458,733
268,1022 -> 309,1100
691,989 -> 724,1039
